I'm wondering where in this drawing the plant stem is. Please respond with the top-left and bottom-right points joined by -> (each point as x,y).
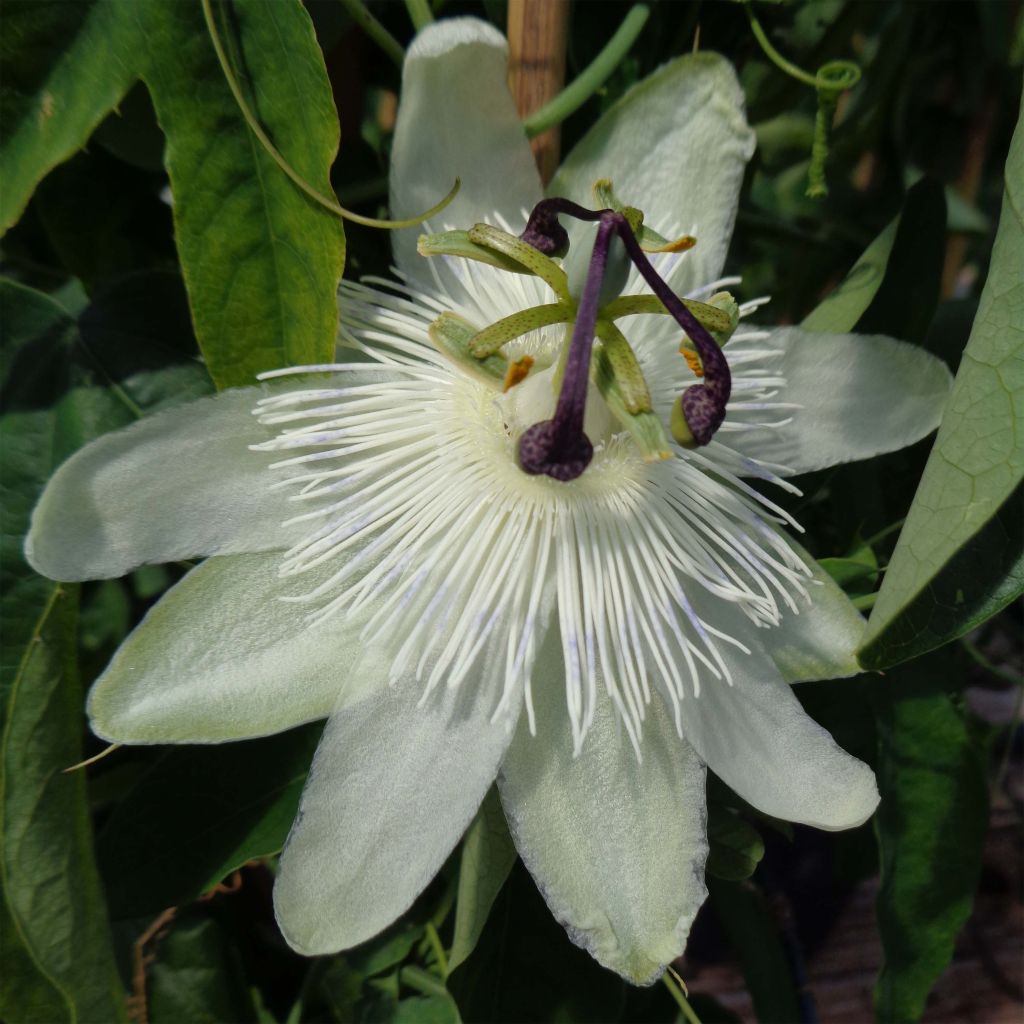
742,0 -> 817,88
524,4 -> 650,139
863,517 -> 906,548
338,0 -> 404,68
404,0 -> 434,32
961,635 -> 1024,687
423,921 -> 449,980
662,972 -> 704,1024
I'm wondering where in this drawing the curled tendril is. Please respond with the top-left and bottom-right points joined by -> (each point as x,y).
743,1 -> 862,199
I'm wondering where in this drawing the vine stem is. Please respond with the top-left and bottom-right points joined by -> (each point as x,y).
338,0 -> 404,68
662,970 -> 704,1024
742,0 -> 817,88
524,5 -> 650,139
507,0 -> 571,183
404,0 -> 434,32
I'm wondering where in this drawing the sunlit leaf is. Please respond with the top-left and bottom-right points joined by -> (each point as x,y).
860,99 -> 1024,668
135,0 -> 345,387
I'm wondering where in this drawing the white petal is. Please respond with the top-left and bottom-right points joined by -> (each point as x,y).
26,388 -> 298,580
678,602 -> 879,830
551,53 -> 755,294
498,632 -> 708,985
88,552 -> 376,744
763,539 -> 866,683
390,18 -> 542,284
274,682 -> 517,954
727,327 -> 953,477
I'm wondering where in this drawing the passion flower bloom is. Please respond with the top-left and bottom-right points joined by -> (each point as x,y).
26,19 -> 952,984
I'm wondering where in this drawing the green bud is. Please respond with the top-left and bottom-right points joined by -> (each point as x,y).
563,221 -> 631,305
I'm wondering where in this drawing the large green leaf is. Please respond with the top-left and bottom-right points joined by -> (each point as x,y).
0,282 -> 128,1023
134,0 -> 345,388
860,98 -> 1024,668
448,787 -> 517,972
97,725 -> 320,919
870,655 -> 989,1023
0,0 -> 140,233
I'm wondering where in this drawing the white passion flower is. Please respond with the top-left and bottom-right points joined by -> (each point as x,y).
26,19 -> 953,985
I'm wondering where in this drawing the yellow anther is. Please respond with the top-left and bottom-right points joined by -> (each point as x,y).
643,234 -> 697,254
503,355 -> 535,392
681,346 -> 705,378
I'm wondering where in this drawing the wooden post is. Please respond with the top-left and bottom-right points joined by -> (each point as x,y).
507,0 -> 570,185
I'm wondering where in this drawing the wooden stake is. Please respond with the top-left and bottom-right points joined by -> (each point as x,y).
507,0 -> 570,184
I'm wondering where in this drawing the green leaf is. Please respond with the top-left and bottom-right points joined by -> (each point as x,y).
0,275 -> 217,1022
801,218 -> 898,333
0,283 -> 127,1017
1,585 -> 128,1024
35,149 -> 175,292
855,178 -> 946,346
448,861 -> 624,1023
859,98 -> 1024,669
705,808 -> 765,882
869,655 -> 989,1023
448,787 -> 517,972
801,178 -> 946,338
708,878 -> 803,1024
0,0 -> 140,233
148,912 -> 258,1024
135,0 -> 345,387
97,724 -> 320,919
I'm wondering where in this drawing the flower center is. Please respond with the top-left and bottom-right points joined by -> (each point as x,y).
417,182 -> 739,482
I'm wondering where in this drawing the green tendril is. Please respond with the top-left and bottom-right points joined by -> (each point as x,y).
523,4 -> 650,138
743,0 -> 861,199
338,0 -> 404,69
201,0 -> 458,229
404,0 -> 434,32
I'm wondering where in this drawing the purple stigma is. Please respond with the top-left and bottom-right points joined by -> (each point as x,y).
518,198 -> 604,257
517,214 -> 616,482
516,204 -> 732,481
611,217 -> 731,445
